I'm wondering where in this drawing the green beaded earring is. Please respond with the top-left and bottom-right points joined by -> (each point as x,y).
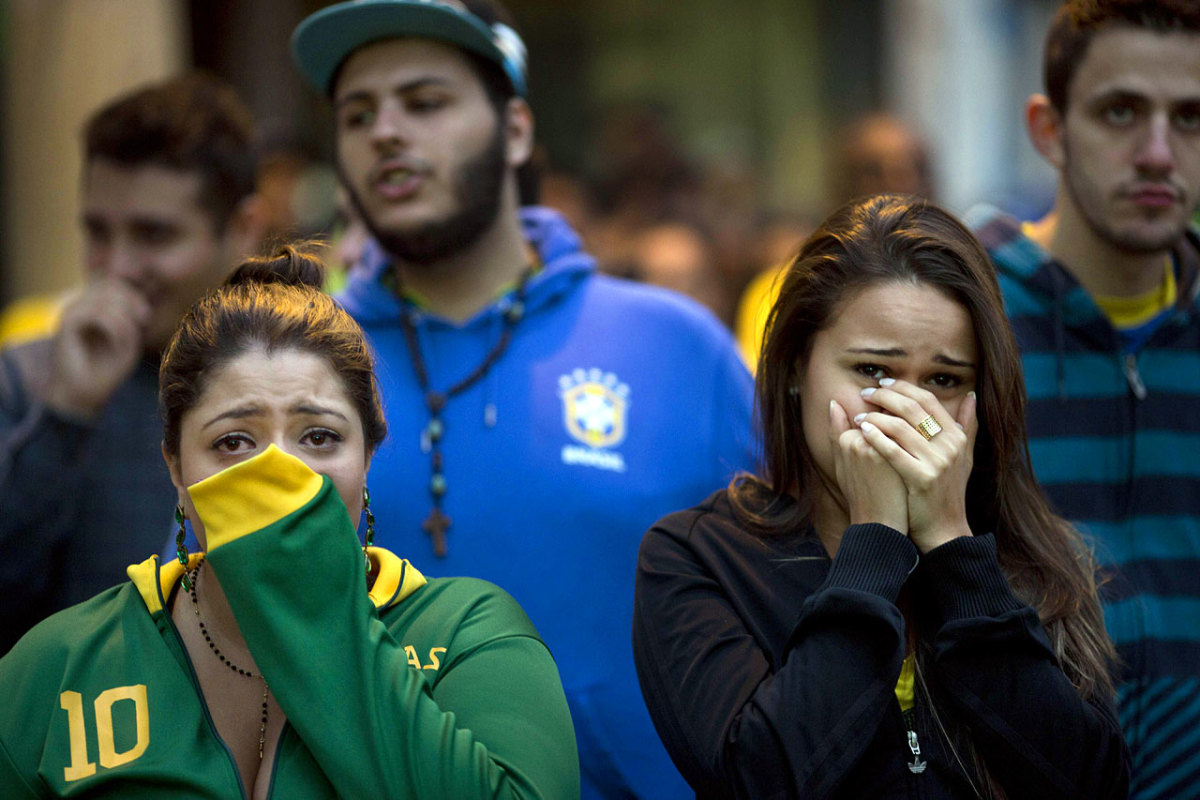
363,487 -> 375,576
175,505 -> 192,591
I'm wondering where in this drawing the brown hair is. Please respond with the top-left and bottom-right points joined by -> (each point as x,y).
1043,0 -> 1200,113
732,192 -> 1114,708
159,244 -> 387,456
85,72 -> 257,233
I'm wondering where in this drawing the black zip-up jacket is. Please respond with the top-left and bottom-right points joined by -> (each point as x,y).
632,489 -> 1129,799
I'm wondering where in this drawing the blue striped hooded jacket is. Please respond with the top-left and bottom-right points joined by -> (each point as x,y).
969,205 -> 1200,800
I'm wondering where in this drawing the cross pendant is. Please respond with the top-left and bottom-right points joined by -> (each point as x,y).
422,507 -> 451,557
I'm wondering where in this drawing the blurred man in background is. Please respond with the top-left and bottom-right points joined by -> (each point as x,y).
0,73 -> 265,654
969,2 -> 1200,796
735,112 -> 933,369
292,1 -> 754,796
628,220 -> 727,318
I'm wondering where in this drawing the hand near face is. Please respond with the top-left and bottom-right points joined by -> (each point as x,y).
856,379 -> 977,552
44,277 -> 151,419
828,399 -> 908,534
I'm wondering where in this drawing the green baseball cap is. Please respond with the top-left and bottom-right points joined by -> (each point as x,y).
291,0 -> 528,97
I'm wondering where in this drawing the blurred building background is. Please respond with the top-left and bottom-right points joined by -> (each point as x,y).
0,0 -> 1062,323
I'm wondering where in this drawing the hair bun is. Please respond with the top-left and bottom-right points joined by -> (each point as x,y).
226,243 -> 326,290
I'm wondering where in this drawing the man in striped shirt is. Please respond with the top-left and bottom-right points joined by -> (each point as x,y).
968,2 -> 1200,797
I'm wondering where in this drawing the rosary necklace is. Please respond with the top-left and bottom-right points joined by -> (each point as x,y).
397,265 -> 534,557
188,559 -> 270,760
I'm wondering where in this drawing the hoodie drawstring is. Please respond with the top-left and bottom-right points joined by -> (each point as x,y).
484,306 -> 505,429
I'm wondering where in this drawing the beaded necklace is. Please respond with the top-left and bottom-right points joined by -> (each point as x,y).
396,265 -> 534,557
188,559 -> 270,760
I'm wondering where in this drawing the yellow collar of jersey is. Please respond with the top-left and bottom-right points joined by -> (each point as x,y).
128,447 -> 428,615
128,547 -> 427,616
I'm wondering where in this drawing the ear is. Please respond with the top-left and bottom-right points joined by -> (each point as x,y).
1025,94 -> 1065,169
222,192 -> 270,260
162,441 -> 189,508
503,96 -> 535,169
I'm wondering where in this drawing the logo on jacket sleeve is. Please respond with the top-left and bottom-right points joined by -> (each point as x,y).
559,368 -> 629,472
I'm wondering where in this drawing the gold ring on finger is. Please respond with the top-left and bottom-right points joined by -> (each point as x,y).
917,415 -> 943,440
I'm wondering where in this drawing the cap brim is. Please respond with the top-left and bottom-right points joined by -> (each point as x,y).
291,1 -> 503,96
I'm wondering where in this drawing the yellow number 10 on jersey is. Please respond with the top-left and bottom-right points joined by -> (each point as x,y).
60,686 -> 150,781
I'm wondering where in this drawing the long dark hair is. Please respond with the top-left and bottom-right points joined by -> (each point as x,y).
730,195 -> 1114,789
159,244 -> 387,457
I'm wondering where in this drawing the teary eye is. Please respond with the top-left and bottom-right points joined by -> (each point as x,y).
854,363 -> 888,380
929,373 -> 962,389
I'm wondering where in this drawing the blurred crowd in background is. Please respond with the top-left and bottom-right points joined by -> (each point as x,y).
0,0 -> 1068,357
4,0 -> 1197,357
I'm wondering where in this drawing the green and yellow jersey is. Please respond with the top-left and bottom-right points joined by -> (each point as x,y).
0,446 -> 579,798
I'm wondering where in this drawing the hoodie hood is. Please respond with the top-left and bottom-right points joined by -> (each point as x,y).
334,205 -> 597,432
967,204 -> 1104,330
337,206 -> 595,327
968,203 -> 1200,401
968,204 -> 1200,325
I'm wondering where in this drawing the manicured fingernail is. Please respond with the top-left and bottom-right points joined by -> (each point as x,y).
878,378 -> 895,386
956,421 -> 965,429
853,413 -> 867,424
861,387 -> 876,397
860,420 -> 877,433
968,391 -> 977,400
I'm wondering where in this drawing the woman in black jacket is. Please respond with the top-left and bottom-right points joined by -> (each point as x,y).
632,194 -> 1128,799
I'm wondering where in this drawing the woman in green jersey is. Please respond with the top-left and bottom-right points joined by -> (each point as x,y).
0,246 -> 579,799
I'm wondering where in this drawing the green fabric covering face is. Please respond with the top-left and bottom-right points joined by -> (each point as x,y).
0,461 -> 579,798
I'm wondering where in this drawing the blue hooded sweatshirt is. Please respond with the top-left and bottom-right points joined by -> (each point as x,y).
338,207 -> 756,800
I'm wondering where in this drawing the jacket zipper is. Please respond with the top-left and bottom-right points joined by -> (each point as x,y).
903,707 -> 927,775
163,601 -> 254,800
1122,352 -> 1145,527
1122,353 -> 1147,400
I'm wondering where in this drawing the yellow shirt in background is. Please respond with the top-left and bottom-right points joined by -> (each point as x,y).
0,293 -> 65,349
734,264 -> 786,373
1092,260 -> 1176,330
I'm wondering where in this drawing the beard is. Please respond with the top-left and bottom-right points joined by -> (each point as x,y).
1062,143 -> 1190,255
342,120 -> 507,267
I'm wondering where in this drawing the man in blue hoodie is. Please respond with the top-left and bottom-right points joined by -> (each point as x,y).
968,2 -> 1200,797
291,2 -> 755,797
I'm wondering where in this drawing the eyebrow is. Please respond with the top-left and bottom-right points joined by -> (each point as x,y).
203,405 -> 261,429
845,347 -> 976,370
82,212 -> 180,228
1086,89 -> 1146,106
202,403 -> 349,429
291,404 -> 350,421
335,77 -> 453,111
1085,88 -> 1200,110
